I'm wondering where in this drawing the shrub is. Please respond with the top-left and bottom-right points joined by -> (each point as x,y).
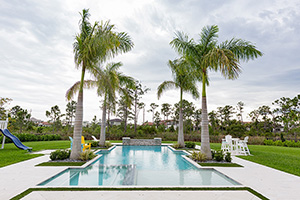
185,142 -> 196,148
224,152 -> 232,162
264,139 -> 274,146
172,143 -> 180,149
80,150 -> 96,161
105,141 -> 112,148
91,141 -> 98,147
191,151 -> 207,162
214,150 -> 224,162
50,149 -> 70,161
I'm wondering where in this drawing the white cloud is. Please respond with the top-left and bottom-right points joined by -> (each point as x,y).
0,0 -> 299,124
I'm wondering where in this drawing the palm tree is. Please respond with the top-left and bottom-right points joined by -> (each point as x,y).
157,58 -> 199,147
96,63 -> 135,146
67,62 -> 135,147
170,25 -> 262,159
69,9 -> 133,159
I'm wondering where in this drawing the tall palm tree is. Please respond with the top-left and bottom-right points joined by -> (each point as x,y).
157,58 -> 199,147
67,62 -> 135,147
69,9 -> 133,159
170,25 -> 262,158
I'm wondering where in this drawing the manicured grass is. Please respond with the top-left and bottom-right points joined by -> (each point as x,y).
198,163 -> 243,167
239,145 -> 300,177
36,162 -> 85,166
0,140 -> 70,168
11,187 -> 269,200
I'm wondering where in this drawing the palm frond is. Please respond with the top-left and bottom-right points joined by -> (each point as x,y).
219,38 -> 263,62
157,81 -> 177,99
66,80 -> 97,100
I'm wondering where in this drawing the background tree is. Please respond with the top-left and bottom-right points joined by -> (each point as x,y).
193,108 -> 202,131
68,9 -> 133,159
10,105 -> 31,134
161,103 -> 172,121
157,58 -> 199,147
0,97 -> 12,119
148,103 -> 159,123
117,95 -> 134,133
46,105 -> 64,133
170,25 -> 262,158
236,101 -> 245,122
130,81 -> 149,133
154,111 -> 161,127
66,101 -> 77,127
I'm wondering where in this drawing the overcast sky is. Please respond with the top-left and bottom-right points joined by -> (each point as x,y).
0,0 -> 299,123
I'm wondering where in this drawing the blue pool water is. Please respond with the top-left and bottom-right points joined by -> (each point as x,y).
39,146 -> 239,186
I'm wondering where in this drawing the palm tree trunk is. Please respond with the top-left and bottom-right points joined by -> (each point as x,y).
178,89 -> 185,147
70,65 -> 85,160
70,90 -> 83,159
107,107 -> 110,133
134,94 -> 137,133
124,105 -> 127,133
200,75 -> 212,159
99,101 -> 106,147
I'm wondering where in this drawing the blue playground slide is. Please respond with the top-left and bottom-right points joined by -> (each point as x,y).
0,129 -> 32,151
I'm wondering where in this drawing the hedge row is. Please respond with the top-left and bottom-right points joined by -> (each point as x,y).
0,133 -> 61,143
264,139 -> 300,148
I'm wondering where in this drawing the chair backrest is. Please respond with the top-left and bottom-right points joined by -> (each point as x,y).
225,135 -> 232,142
81,136 -> 85,144
69,136 -> 73,142
244,136 -> 249,143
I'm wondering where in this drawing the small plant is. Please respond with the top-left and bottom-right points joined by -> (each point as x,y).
185,142 -> 196,148
80,150 -> 96,161
172,143 -> 181,149
91,141 -> 98,147
105,141 -> 112,148
224,152 -> 232,162
211,150 -> 215,159
191,151 -> 207,162
214,150 -> 224,162
50,149 -> 70,161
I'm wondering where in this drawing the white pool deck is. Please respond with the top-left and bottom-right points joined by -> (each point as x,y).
0,149 -> 300,200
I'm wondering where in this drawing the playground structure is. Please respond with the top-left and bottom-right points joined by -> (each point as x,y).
0,118 -> 8,149
0,119 -> 32,151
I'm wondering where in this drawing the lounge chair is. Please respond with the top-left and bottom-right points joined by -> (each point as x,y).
238,136 -> 250,155
81,136 -> 91,151
91,135 -> 99,142
221,135 -> 232,153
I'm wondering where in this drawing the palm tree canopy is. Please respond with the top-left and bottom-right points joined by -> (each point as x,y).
73,9 -> 134,79
157,58 -> 199,99
66,62 -> 135,110
170,25 -> 263,83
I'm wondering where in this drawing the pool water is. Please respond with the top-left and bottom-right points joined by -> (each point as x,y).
39,146 -> 239,186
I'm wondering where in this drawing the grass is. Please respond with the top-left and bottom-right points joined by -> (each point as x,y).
0,140 -> 70,168
239,145 -> 300,177
11,187 -> 269,200
36,162 -> 85,166
198,163 -> 243,167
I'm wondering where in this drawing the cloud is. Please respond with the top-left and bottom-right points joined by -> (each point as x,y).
0,0 -> 299,123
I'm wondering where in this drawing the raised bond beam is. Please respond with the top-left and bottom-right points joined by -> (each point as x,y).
0,129 -> 32,151
122,137 -> 162,146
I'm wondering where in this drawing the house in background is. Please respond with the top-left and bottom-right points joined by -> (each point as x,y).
109,118 -> 122,126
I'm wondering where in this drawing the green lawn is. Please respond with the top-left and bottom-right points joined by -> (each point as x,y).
0,140 -> 71,168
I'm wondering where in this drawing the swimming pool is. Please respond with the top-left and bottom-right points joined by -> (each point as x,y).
39,145 -> 239,186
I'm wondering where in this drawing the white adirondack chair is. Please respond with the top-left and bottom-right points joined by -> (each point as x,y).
91,135 -> 99,142
221,135 -> 232,153
238,136 -> 250,155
